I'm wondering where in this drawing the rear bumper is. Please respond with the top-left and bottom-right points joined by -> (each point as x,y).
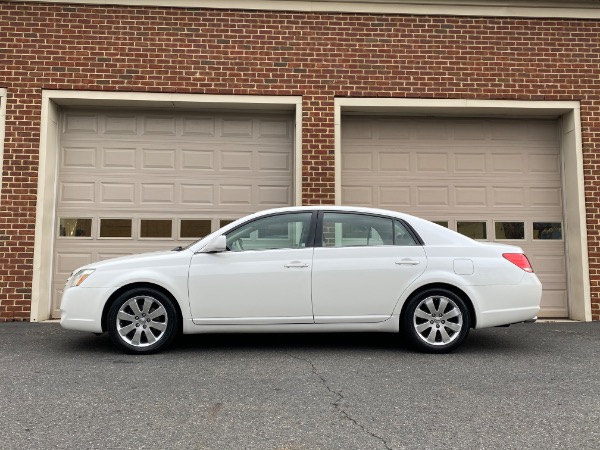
471,274 -> 542,329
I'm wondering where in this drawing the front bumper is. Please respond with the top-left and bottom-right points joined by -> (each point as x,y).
60,286 -> 117,333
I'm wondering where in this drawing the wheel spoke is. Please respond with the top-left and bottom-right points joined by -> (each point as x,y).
426,328 -> 438,344
117,311 -> 135,322
131,327 -> 143,346
424,298 -> 437,315
439,327 -> 451,344
143,328 -> 157,345
141,297 -> 153,315
442,309 -> 460,320
118,323 -> 136,336
445,322 -> 462,332
437,298 -> 448,315
416,322 -> 432,334
148,305 -> 166,320
149,321 -> 166,332
128,299 -> 143,317
414,309 -> 431,320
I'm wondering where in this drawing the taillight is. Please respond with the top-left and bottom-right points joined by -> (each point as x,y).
503,253 -> 534,273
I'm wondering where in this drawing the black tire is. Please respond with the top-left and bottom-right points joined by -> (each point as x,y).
401,288 -> 471,354
107,287 -> 179,354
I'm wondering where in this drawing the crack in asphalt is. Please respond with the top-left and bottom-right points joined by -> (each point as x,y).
284,352 -> 393,450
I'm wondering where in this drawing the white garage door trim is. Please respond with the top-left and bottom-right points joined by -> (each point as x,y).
31,91 -> 303,322
334,98 -> 591,322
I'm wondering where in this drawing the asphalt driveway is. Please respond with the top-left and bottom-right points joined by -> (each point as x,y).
0,321 -> 599,449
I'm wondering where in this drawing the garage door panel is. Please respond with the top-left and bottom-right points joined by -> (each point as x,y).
63,113 -> 98,134
105,114 -> 137,135
182,117 -> 216,136
341,186 -> 374,205
220,151 -> 253,171
258,151 -> 291,172
140,184 -> 175,204
416,186 -> 450,207
454,121 -> 487,140
530,187 -> 562,208
491,153 -> 525,173
55,252 -> 93,276
180,184 -> 215,205
529,154 -> 560,174
51,109 -> 294,318
141,148 -> 176,169
257,185 -> 291,206
102,147 -> 137,169
491,187 -> 526,207
142,115 -> 177,136
100,183 -> 135,204
259,118 -> 293,139
62,146 -> 97,168
455,153 -> 486,173
415,153 -> 449,172
379,186 -> 411,207
181,149 -> 215,170
455,186 -> 487,207
342,116 -> 567,318
379,152 -> 410,172
59,182 -> 95,203
415,120 -> 449,139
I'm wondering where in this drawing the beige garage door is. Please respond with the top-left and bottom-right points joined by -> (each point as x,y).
51,108 -> 294,317
341,116 -> 566,318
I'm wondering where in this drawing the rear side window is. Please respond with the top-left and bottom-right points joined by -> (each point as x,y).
394,220 -> 418,246
321,213 -> 394,248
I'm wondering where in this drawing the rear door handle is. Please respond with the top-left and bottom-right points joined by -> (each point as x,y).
395,259 -> 420,266
284,261 -> 309,268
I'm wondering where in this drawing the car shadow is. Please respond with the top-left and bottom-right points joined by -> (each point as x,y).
59,327 -> 532,357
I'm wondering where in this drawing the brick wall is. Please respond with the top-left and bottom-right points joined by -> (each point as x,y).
1,2 -> 600,320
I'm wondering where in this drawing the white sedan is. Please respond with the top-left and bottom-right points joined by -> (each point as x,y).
60,206 -> 541,354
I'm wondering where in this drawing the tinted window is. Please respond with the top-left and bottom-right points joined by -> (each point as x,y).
322,213 -> 393,248
394,220 -> 418,246
226,213 -> 313,252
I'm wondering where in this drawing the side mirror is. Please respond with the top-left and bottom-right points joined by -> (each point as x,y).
201,235 -> 227,253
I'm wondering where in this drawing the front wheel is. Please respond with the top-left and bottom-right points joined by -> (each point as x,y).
107,288 -> 179,354
402,288 -> 471,354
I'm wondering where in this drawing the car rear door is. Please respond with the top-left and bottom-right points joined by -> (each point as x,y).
311,212 -> 427,323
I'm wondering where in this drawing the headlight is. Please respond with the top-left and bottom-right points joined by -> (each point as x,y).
66,269 -> 95,287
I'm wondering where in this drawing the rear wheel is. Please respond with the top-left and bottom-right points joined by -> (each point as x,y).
402,288 -> 470,353
107,288 -> 179,354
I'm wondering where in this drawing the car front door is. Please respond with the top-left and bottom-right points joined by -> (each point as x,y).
188,212 -> 316,325
311,212 -> 427,323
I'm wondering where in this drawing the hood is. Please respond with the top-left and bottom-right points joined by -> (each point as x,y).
75,248 -> 193,272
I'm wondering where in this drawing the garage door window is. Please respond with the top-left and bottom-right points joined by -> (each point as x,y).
100,219 -> 132,238
457,221 -> 487,240
140,219 -> 172,239
495,222 -> 525,240
180,220 -> 211,239
59,218 -> 92,238
533,222 -> 562,240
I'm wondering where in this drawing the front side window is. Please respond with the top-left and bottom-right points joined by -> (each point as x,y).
321,213 -> 394,248
225,213 -> 313,252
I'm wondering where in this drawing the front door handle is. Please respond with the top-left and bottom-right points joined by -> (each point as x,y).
284,261 -> 309,268
395,259 -> 420,266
